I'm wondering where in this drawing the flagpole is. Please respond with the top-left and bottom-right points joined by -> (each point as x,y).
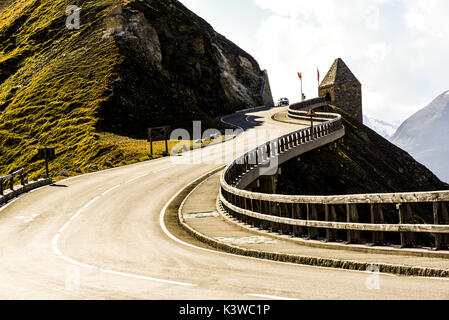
301,77 -> 303,101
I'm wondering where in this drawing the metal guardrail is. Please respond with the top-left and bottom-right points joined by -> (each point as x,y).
0,168 -> 27,196
220,98 -> 449,251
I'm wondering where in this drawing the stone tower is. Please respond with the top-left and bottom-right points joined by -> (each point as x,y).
319,58 -> 362,122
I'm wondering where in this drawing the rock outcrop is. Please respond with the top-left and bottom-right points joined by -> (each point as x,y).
100,0 -> 274,136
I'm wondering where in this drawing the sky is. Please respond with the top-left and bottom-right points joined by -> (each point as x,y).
179,0 -> 449,124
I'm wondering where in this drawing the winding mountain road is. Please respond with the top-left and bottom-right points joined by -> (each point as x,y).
0,107 -> 448,300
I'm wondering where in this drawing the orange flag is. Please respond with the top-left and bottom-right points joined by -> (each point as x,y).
297,72 -> 302,80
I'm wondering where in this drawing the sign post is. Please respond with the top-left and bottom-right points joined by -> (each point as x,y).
306,108 -> 316,140
37,147 -> 56,178
147,126 -> 170,156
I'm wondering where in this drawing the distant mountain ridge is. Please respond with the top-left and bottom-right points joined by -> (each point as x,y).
391,90 -> 449,183
363,115 -> 399,139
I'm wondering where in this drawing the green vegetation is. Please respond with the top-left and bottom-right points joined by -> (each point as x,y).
0,0 -> 161,180
0,0 -> 248,181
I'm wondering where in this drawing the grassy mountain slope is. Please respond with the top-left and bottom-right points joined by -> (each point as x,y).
0,0 -> 123,179
0,0 -> 269,179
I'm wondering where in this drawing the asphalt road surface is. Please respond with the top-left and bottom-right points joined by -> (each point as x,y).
0,107 -> 448,300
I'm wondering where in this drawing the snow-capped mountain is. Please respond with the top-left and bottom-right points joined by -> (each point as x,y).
363,115 -> 399,139
391,90 -> 449,183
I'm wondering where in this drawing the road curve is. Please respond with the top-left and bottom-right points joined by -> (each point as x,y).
0,107 -> 448,300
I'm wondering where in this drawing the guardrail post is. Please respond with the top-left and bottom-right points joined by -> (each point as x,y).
307,204 -> 319,239
267,202 -> 275,232
370,204 -> 385,246
293,203 -> 304,237
10,175 -> 14,191
255,200 -> 262,228
281,203 -> 293,235
260,201 -> 268,230
0,179 -> 3,196
346,204 -> 360,244
325,205 -> 337,242
398,203 -> 416,248
433,202 -> 449,250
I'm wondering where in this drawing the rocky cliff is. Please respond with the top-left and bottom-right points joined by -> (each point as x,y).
0,0 -> 273,177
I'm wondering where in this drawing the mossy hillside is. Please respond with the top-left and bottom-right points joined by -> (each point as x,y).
0,0 -> 128,179
0,0 -> 265,180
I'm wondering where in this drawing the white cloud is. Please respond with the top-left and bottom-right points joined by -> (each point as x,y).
252,0 -> 449,122
366,43 -> 390,63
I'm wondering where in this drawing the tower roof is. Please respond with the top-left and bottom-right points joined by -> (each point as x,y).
319,58 -> 361,88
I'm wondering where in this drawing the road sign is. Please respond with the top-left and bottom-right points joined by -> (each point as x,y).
38,147 -> 56,161
147,126 -> 170,155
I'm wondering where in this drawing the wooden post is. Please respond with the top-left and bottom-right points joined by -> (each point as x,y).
269,202 -> 277,232
150,137 -> 153,156
307,204 -> 319,239
325,205 -> 337,242
284,203 -> 293,235
248,198 -> 254,227
398,203 -> 415,248
346,204 -> 360,244
370,204 -> 385,245
434,202 -> 449,250
442,203 -> 449,248
293,203 -> 304,237
433,202 -> 443,250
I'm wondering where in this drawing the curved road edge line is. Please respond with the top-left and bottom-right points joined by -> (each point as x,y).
51,183 -> 196,288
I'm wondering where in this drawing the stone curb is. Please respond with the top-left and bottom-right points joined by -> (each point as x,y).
176,171 -> 449,279
0,179 -> 52,207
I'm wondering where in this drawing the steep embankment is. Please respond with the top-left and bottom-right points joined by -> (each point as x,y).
391,90 -> 449,183
276,105 -> 448,224
0,0 -> 272,178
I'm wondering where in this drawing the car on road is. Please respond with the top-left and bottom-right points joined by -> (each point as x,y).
278,97 -> 289,106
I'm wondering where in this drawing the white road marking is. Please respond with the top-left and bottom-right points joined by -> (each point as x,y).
51,181 -> 195,287
102,184 -> 121,196
100,269 -> 195,287
151,164 -> 177,173
125,174 -> 149,184
248,294 -> 299,301
125,165 -> 177,184
15,214 -> 39,223
245,116 -> 258,124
